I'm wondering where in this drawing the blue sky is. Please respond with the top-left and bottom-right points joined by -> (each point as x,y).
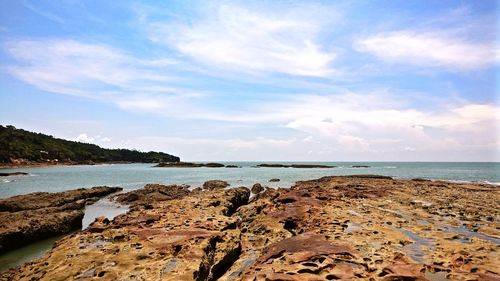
0,0 -> 498,161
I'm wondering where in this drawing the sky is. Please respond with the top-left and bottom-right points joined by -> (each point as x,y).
0,0 -> 498,161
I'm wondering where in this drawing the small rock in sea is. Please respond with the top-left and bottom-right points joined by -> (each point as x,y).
203,180 -> 230,190
251,183 -> 264,194
269,178 -> 280,182
0,172 -> 29,176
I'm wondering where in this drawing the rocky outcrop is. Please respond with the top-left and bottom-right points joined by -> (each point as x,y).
257,163 -> 337,168
155,162 -> 226,168
112,184 -> 190,208
2,186 -> 250,280
203,180 -> 230,190
268,178 -> 280,182
0,186 -> 122,254
251,183 -> 264,194
0,172 -> 28,177
3,177 -> 499,280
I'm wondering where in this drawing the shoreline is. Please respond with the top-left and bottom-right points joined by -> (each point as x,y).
0,161 -> 141,169
1,176 -> 499,279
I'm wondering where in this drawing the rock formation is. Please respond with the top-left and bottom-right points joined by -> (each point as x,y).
256,164 -> 336,168
2,176 -> 499,280
0,186 -> 122,254
203,180 -> 230,190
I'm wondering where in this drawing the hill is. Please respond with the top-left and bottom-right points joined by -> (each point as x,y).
0,125 -> 180,165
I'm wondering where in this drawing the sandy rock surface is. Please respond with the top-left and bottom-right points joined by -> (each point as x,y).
2,176 -> 499,280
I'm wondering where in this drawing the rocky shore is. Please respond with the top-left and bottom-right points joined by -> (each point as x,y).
0,186 -> 122,254
155,162 -> 228,168
2,176 -> 499,280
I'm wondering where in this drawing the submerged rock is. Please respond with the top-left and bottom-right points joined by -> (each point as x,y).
268,178 -> 280,182
0,186 -> 122,254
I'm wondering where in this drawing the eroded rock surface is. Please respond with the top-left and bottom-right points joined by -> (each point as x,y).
0,186 -> 122,254
112,184 -> 190,208
3,176 -> 499,281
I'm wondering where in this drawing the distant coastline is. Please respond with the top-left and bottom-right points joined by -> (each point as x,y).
0,125 -> 180,167
0,160 -> 137,169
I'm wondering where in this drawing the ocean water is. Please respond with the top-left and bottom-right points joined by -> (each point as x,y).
0,162 -> 498,198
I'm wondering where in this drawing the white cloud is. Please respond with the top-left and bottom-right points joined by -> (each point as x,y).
148,3 -> 338,77
354,31 -> 497,71
74,133 -> 94,143
4,39 -> 179,99
74,133 -> 112,145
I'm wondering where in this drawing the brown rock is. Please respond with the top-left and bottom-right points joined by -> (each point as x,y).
251,183 -> 264,194
3,186 -> 250,280
112,184 -> 190,207
0,186 -> 122,253
0,172 -> 28,177
3,176 -> 499,281
203,180 -> 230,190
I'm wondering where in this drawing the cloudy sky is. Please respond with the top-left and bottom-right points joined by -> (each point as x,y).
0,0 -> 498,161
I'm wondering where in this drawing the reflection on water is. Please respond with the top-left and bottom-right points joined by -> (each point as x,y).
82,198 -> 129,229
0,232 -> 71,272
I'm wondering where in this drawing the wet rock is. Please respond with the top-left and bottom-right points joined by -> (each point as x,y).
351,165 -> 370,168
268,178 -> 280,182
112,184 -> 190,207
0,186 -> 122,212
204,163 -> 225,168
203,180 -> 230,190
251,183 -> 264,194
0,186 -> 122,253
256,163 -> 336,168
225,165 -> 240,168
155,162 -> 226,168
0,172 -> 28,177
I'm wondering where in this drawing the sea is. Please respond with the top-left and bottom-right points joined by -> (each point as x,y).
1,162 -> 499,198
0,162 -> 498,271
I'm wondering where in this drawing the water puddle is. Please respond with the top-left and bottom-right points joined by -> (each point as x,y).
425,270 -> 449,281
439,224 -> 500,245
82,198 -> 129,229
0,232 -> 74,272
347,209 -> 363,218
344,222 -> 362,233
397,228 -> 434,264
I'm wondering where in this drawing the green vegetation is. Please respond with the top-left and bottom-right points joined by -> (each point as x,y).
0,125 -> 180,164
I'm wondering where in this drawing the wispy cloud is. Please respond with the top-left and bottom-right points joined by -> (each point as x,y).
146,2 -> 339,77
354,31 -> 497,71
4,39 -> 196,100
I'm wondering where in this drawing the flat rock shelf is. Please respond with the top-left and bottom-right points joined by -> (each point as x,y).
1,176 -> 499,280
